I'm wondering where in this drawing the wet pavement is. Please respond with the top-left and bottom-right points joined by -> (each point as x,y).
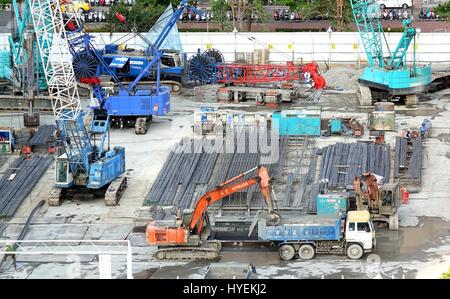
149,217 -> 450,279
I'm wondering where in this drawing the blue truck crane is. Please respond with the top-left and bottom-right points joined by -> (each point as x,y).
28,0 -> 127,206
350,0 -> 432,105
67,14 -> 170,134
98,0 -> 202,93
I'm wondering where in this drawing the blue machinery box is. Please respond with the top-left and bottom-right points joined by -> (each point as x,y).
272,109 -> 321,136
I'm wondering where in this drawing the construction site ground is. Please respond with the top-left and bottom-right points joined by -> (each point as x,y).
0,67 -> 450,279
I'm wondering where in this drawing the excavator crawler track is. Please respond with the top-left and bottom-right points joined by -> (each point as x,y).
161,80 -> 183,95
155,241 -> 222,260
105,176 -> 128,206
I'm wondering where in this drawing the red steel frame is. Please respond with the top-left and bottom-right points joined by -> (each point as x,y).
215,62 -> 326,90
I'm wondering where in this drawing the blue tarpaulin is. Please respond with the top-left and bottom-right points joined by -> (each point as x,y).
140,4 -> 183,52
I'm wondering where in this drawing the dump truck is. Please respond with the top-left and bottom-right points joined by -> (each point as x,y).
255,210 -> 375,261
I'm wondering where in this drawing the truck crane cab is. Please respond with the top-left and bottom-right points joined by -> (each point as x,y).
55,155 -> 73,188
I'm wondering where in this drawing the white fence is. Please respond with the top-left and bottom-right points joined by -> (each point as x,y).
1,31 -> 450,64
0,240 -> 133,279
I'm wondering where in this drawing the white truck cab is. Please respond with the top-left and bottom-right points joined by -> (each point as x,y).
345,211 -> 376,259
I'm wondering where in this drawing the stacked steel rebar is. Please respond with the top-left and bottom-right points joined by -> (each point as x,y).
144,130 -> 289,210
318,142 -> 391,189
0,155 -> 53,217
29,125 -> 56,146
394,136 -> 423,181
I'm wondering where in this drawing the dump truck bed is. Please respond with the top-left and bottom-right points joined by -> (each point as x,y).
258,215 -> 342,242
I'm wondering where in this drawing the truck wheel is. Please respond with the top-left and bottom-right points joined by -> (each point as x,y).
279,245 -> 295,261
298,244 -> 315,260
347,244 -> 364,260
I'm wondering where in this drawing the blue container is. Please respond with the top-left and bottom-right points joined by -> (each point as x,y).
317,194 -> 348,217
0,50 -> 12,80
329,118 -> 342,134
258,216 -> 341,242
272,109 -> 321,136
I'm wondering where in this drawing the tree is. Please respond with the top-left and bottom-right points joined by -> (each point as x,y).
211,0 -> 232,32
0,0 -> 11,10
107,0 -> 172,32
435,1 -> 450,19
228,0 -> 267,32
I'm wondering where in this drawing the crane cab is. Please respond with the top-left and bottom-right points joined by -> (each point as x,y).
55,154 -> 74,188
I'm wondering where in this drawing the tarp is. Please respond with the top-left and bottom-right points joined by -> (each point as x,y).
140,4 -> 183,52
109,56 -> 129,69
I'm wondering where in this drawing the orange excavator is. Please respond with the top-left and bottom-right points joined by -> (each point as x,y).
353,173 -> 401,231
146,166 -> 280,260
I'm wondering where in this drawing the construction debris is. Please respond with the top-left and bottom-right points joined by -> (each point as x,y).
0,155 -> 53,218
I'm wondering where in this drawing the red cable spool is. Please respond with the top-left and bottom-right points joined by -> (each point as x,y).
115,12 -> 126,24
80,77 -> 101,85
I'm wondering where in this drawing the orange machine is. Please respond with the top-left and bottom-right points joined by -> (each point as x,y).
352,173 -> 401,230
146,166 -> 280,259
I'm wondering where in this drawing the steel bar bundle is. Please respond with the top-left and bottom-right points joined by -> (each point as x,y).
0,155 -> 53,217
29,125 -> 56,146
318,142 -> 391,188
144,129 -> 289,210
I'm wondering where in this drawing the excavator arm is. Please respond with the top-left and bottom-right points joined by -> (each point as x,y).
189,166 -> 277,235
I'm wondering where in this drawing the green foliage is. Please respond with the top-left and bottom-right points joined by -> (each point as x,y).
441,268 -> 450,279
107,0 -> 173,32
0,0 -> 11,10
211,0 -> 232,31
435,1 -> 450,18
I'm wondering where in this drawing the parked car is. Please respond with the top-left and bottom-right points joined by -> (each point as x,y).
60,0 -> 92,14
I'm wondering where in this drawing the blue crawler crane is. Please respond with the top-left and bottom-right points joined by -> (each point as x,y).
28,0 -> 127,206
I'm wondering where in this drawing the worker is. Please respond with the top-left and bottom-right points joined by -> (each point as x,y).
5,243 -> 16,270
420,119 -> 432,139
